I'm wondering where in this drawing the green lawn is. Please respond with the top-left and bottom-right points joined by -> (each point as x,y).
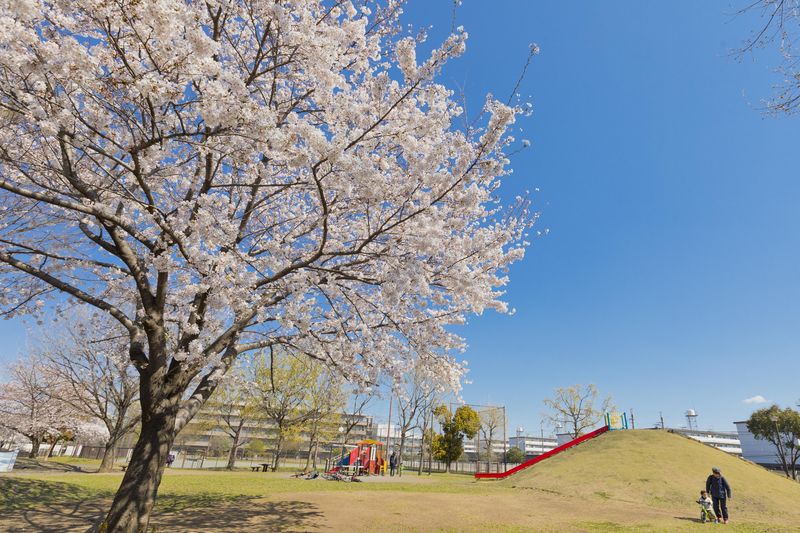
4,432 -> 800,532
1,467 -> 496,516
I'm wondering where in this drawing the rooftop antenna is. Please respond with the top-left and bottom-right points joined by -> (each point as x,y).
685,409 -> 698,431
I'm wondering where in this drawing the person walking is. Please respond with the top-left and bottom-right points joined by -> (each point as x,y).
389,451 -> 398,477
705,466 -> 732,523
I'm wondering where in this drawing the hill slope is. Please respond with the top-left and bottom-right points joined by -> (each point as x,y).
504,429 -> 800,524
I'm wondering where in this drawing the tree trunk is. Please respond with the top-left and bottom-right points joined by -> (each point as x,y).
303,436 -> 314,472
46,438 -> 59,458
417,430 -> 425,476
304,420 -> 319,472
28,436 -> 41,458
427,442 -> 432,475
98,440 -> 116,473
398,432 -> 406,477
101,397 -> 179,532
226,421 -> 243,470
272,434 -> 283,471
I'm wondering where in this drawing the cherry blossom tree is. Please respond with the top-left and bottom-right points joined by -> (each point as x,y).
0,1 -> 532,529
737,0 -> 800,113
0,357 -> 72,458
36,312 -> 140,472
0,425 -> 18,450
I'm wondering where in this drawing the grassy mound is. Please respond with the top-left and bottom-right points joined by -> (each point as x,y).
504,429 -> 800,523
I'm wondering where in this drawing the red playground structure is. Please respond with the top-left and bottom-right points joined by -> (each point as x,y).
330,439 -> 385,475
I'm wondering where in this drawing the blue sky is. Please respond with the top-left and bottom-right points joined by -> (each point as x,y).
397,0 -> 800,433
2,1 -> 798,435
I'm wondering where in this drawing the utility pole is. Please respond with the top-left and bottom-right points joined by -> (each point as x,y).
418,409 -> 426,476
502,406 -> 507,471
539,420 -> 544,455
476,418 -> 481,473
427,406 -> 434,475
630,409 -> 635,429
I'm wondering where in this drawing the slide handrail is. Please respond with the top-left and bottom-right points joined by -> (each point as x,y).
474,425 -> 610,479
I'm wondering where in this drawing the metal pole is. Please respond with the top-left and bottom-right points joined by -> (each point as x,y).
540,420 -> 544,455
427,406 -> 433,475
630,408 -> 635,429
386,394 -> 393,453
503,406 -> 507,471
476,417 -> 480,473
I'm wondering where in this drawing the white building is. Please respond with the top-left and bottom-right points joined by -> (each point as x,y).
463,439 -> 508,457
372,423 -> 422,453
672,428 -> 742,455
734,421 -> 799,468
508,434 -> 558,456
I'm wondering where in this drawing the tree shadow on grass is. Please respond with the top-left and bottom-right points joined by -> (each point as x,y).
1,478 -> 324,532
0,477 -> 110,532
13,457 -> 91,472
0,477 -> 112,511
153,498 -> 325,532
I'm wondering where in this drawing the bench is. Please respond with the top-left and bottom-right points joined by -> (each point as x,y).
250,466 -> 260,472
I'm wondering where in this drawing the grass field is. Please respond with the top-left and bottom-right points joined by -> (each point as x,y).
2,430 -> 800,532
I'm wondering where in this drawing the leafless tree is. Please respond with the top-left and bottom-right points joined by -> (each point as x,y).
340,391 -> 376,446
543,384 -> 614,439
394,369 -> 438,476
478,406 -> 504,462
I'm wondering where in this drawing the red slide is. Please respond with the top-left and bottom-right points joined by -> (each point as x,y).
475,425 -> 610,479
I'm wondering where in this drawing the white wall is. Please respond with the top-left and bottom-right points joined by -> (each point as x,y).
735,421 -> 781,466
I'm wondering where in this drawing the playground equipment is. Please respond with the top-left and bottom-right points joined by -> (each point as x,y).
605,411 -> 629,430
476,413 -> 630,480
329,439 -> 385,476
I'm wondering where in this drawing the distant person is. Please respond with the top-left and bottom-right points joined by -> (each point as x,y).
705,467 -> 732,524
166,453 -> 175,468
389,451 -> 397,477
696,490 -> 715,523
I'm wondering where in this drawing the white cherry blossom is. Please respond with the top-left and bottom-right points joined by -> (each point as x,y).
0,1 -> 534,529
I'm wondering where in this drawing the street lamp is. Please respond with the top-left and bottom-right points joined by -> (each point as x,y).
338,426 -> 345,463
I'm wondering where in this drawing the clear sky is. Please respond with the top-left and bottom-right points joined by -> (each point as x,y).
397,0 -> 800,434
2,1 -> 799,435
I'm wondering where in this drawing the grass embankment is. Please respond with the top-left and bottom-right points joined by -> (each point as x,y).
504,429 -> 800,531
3,430 -> 800,532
